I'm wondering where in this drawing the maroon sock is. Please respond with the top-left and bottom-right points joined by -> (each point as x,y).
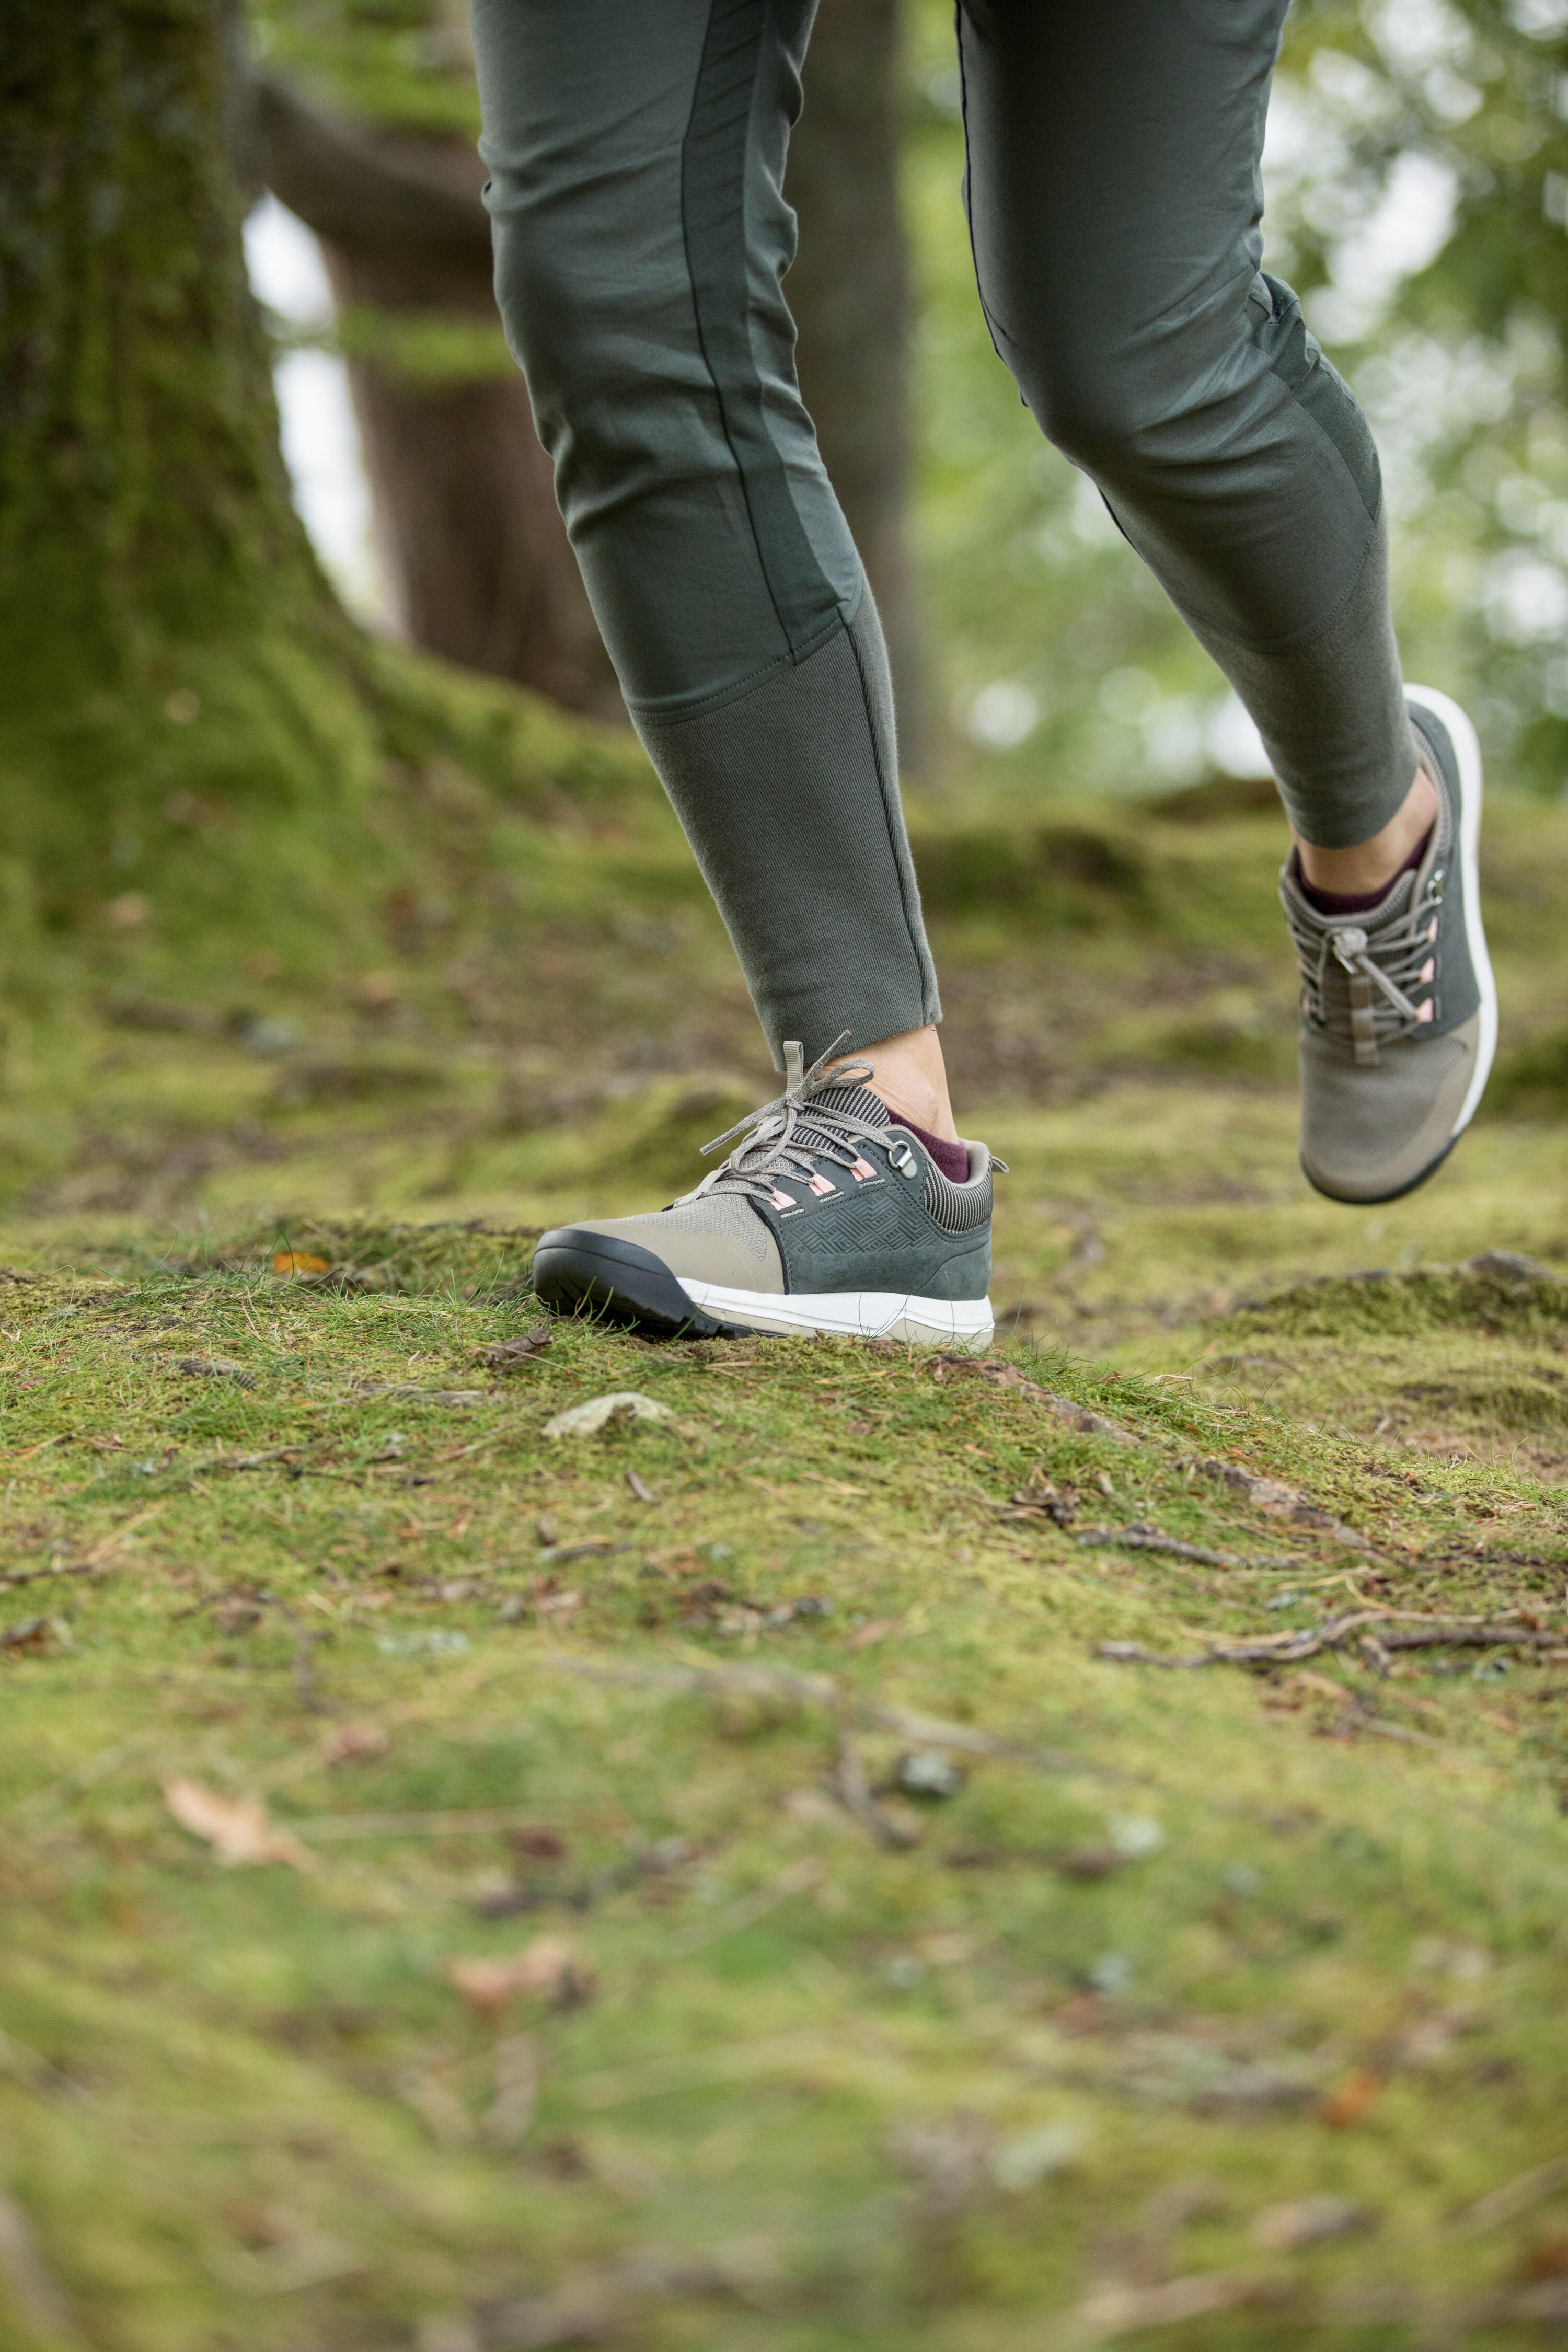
900,1117 -> 970,1185
1297,823 -> 1432,916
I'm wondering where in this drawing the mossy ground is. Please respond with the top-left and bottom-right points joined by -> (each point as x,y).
5,716 -> 1568,2349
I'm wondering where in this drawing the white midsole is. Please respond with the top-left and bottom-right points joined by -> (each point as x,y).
1405,684 -> 1498,1136
677,1278 -> 994,1350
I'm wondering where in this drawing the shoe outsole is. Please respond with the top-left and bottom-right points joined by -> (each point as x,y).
1301,685 -> 1497,1209
532,1230 -> 995,1349
1300,1134 -> 1457,1207
532,1230 -> 756,1339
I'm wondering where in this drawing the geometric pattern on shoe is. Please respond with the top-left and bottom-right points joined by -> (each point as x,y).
531,1033 -> 1004,1347
1280,685 -> 1497,1205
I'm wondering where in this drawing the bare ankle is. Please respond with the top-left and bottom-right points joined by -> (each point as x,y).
834,1024 -> 959,1143
1296,764 -> 1438,898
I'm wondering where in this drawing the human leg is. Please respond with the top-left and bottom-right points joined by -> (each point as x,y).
956,0 -> 1493,1197
469,0 -> 940,1074
956,0 -> 1415,850
470,0 -> 994,1338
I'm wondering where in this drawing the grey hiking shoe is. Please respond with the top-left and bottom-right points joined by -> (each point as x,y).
533,1036 -> 1002,1347
1281,686 -> 1497,1205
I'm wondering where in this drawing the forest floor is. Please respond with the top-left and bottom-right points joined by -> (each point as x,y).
5,727 -> 1568,2351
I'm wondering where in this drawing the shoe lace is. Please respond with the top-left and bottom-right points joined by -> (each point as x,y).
1283,868 -> 1445,1069
677,1031 -> 898,1209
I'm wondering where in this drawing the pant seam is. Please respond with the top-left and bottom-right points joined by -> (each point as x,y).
678,0 -> 844,663
845,613 -> 939,1034
1178,497 -> 1381,664
628,607 -> 848,730
954,3 -> 1010,374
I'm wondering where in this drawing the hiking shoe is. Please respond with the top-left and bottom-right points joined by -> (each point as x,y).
532,1036 -> 1001,1347
1281,685 -> 1497,1205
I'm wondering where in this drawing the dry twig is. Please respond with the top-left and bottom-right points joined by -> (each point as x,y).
1099,1608 -> 1566,1671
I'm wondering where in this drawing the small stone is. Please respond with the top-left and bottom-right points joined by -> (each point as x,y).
896,1750 -> 965,1801
543,1391 -> 672,1438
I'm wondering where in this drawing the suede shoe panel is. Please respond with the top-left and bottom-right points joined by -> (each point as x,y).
1299,1014 -> 1479,1202
568,1200 -> 785,1291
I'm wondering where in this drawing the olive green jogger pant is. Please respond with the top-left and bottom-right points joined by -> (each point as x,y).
469,0 -> 1419,1068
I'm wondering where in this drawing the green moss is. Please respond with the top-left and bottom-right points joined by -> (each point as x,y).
3,1215 -> 1568,2349
1228,1259 -> 1568,1343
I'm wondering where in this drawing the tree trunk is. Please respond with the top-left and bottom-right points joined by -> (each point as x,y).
255,76 -> 624,727
788,0 -> 924,765
0,0 -> 319,705
0,2 -> 462,968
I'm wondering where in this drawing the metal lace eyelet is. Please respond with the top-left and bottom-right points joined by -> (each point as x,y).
889,1141 -> 919,1179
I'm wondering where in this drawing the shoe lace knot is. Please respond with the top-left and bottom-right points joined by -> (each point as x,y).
678,1030 -> 893,1209
1286,870 -> 1444,1069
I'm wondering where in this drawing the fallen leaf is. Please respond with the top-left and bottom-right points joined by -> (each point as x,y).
1,1617 -> 69,1657
446,1934 -> 594,2016
164,1776 -> 316,1871
273,1251 -> 331,1278
1317,2067 -> 1384,2128
321,1723 -> 388,1765
176,1356 -> 256,1387
476,1327 -> 554,1369
846,1617 -> 899,1651
1055,1845 -> 1124,1882
543,1392 -> 673,1439
510,1825 -> 569,1861
1252,2195 -> 1376,2249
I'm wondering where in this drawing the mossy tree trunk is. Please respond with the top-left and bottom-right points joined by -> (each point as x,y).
0,0 -> 425,975
0,0 -> 324,702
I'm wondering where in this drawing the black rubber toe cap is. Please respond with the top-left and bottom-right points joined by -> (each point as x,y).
532,1227 -> 757,1339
